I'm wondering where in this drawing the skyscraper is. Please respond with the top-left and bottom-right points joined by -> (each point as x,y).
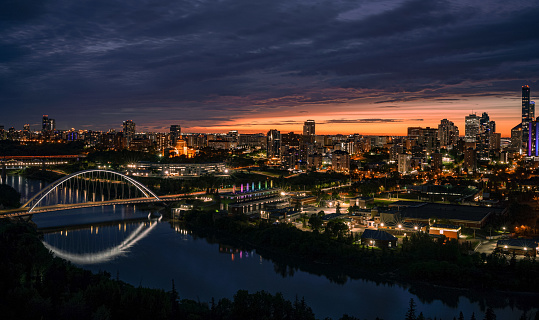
42,115 -> 55,132
479,112 -> 495,145
522,85 -> 534,151
123,120 -> 136,147
464,114 -> 480,143
511,124 -> 523,152
438,119 -> 459,147
170,125 -> 181,146
303,120 -> 315,136
266,129 -> 281,159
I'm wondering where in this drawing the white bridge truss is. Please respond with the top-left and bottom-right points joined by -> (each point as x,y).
21,169 -> 161,213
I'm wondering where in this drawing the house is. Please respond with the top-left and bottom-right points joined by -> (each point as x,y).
361,229 -> 398,249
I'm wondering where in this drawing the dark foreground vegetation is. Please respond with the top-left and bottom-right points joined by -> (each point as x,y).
182,211 -> 539,293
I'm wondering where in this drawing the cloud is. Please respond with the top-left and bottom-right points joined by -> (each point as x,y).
1,0 -> 538,132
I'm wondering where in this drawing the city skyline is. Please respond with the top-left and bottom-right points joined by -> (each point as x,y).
1,1 -> 538,135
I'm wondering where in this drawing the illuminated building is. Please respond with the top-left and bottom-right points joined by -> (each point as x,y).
169,125 -> 181,146
122,120 -> 136,147
437,119 -> 459,147
464,113 -> 480,143
511,124 -> 522,152
464,148 -> 476,171
331,150 -> 350,172
266,129 -> 281,159
522,85 -> 533,148
398,153 -> 411,173
303,120 -> 315,136
42,115 -> 55,132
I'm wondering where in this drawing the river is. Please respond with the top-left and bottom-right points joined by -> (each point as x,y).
6,175 -> 538,319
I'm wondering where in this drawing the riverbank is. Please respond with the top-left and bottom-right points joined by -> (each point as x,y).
179,211 -> 539,294
16,167 -> 65,182
0,218 -> 325,320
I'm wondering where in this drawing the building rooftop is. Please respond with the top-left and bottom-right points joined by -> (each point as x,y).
322,213 -> 345,221
400,203 -> 504,223
361,229 -> 398,241
431,223 -> 461,230
497,239 -> 538,249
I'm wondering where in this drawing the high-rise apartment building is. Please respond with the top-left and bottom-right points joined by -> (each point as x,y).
170,125 -> 181,146
266,129 -> 281,159
464,114 -> 480,143
438,119 -> 459,147
303,120 -> 315,136
123,120 -> 136,147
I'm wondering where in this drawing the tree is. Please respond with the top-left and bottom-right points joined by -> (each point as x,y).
325,219 -> 348,240
308,214 -> 323,232
405,298 -> 416,320
483,308 -> 496,320
0,184 -> 21,209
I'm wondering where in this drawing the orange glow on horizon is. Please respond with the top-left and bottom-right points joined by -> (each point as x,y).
182,96 -> 520,137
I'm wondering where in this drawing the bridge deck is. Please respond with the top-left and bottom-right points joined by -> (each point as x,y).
0,195 -> 187,218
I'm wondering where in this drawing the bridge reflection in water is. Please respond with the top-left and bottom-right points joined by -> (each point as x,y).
41,215 -> 161,265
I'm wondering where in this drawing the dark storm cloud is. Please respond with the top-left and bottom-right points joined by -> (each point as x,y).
1,0 -> 538,130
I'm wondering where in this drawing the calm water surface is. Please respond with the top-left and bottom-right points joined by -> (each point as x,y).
8,175 -> 539,319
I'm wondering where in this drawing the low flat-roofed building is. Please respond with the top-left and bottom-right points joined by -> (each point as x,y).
397,202 -> 504,229
127,162 -> 227,178
266,207 -> 301,223
290,194 -> 317,207
222,188 -> 289,215
429,223 -> 461,239
497,239 -> 538,257
361,229 -> 398,249
350,196 -> 374,209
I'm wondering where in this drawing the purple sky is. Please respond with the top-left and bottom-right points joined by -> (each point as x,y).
1,0 -> 538,135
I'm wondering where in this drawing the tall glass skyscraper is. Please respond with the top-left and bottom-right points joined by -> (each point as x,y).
522,85 -> 533,150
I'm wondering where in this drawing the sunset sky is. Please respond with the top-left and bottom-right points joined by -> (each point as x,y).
1,0 -> 538,136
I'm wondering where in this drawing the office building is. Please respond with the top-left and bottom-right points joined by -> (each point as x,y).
42,115 -> 55,132
522,85 -> 534,151
464,114 -> 480,143
266,129 -> 281,159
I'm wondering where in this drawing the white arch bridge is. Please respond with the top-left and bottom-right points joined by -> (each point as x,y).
1,169 -> 182,218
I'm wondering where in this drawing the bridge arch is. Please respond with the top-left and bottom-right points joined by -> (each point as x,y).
21,169 -> 161,213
